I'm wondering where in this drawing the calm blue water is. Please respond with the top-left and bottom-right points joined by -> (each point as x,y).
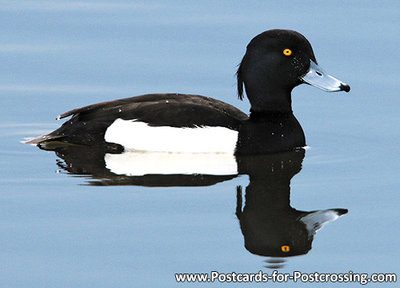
1,1 -> 399,287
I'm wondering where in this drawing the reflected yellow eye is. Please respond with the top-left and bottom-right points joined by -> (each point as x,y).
283,49 -> 292,56
281,245 -> 290,252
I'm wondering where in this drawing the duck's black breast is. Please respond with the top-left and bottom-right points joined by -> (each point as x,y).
41,93 -> 249,147
236,112 -> 306,155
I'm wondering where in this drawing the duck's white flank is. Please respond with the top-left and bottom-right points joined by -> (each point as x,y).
104,118 -> 238,153
105,151 -> 238,176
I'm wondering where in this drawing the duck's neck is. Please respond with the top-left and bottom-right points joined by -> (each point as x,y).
249,109 -> 293,121
246,85 -> 293,113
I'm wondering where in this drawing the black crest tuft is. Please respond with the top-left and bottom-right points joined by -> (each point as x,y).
236,57 -> 245,100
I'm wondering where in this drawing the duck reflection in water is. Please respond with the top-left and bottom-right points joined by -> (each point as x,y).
41,142 -> 347,268
236,150 -> 347,268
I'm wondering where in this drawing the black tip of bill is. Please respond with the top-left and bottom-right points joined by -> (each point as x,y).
339,83 -> 351,92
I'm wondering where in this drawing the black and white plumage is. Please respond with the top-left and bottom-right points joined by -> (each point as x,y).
29,93 -> 248,154
26,29 -> 350,155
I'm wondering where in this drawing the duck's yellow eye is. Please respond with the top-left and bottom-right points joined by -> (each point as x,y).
283,49 -> 292,56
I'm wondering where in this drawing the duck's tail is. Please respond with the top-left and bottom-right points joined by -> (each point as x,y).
23,133 -> 62,145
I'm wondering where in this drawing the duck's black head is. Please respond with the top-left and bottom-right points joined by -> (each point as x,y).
237,29 -> 350,113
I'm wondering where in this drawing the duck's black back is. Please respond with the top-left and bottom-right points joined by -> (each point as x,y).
36,93 -> 248,147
